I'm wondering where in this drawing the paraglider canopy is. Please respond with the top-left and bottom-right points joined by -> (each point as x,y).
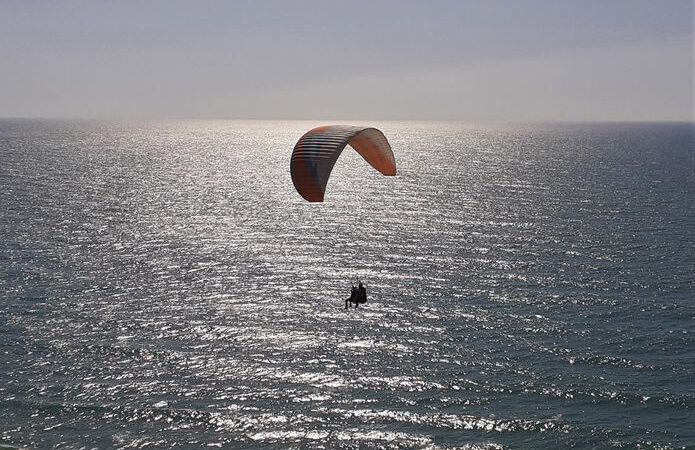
290,125 -> 396,202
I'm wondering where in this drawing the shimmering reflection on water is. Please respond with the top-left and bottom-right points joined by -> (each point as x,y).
1,120 -> 693,449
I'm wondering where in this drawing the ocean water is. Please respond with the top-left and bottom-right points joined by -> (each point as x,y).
0,120 -> 693,449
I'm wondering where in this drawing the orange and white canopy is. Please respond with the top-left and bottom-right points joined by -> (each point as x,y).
290,125 -> 396,202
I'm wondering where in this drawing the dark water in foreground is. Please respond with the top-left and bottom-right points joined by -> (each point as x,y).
1,120 -> 693,449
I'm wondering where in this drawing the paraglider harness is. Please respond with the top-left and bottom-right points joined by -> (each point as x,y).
345,279 -> 367,309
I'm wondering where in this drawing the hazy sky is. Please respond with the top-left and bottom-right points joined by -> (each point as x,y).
1,0 -> 692,121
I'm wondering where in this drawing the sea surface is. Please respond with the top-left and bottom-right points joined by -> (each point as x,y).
1,120 -> 693,449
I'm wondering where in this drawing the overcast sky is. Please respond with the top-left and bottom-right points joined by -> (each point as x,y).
0,0 -> 692,121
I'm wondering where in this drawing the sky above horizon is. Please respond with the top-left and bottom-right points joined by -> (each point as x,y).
1,0 -> 693,121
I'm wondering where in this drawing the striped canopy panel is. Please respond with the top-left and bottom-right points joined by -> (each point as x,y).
290,125 -> 396,202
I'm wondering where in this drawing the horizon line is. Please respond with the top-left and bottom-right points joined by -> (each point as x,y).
1,117 -> 693,124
